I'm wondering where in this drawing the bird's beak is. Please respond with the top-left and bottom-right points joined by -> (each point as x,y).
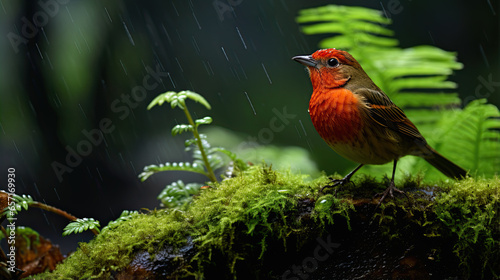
292,55 -> 317,68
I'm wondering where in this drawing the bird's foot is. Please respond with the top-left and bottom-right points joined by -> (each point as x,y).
321,176 -> 355,194
374,181 -> 407,206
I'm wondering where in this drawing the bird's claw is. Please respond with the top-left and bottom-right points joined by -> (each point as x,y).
320,177 -> 355,194
374,181 -> 407,207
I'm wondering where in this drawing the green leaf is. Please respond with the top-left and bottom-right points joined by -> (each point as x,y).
212,147 -> 249,171
184,138 -> 198,147
1,194 -> 34,217
157,180 -> 203,208
138,162 -> 207,181
432,99 -> 500,177
169,94 -> 186,109
392,93 -> 460,108
185,135 -> 211,152
183,90 -> 211,110
102,210 -> 139,232
171,124 -> 193,136
147,90 -> 211,110
63,218 -> 101,236
147,91 -> 177,110
195,116 -> 213,127
297,5 -> 391,25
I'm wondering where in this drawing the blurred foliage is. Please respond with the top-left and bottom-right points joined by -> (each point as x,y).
0,226 -> 40,245
157,180 -> 203,208
423,99 -> 500,178
297,5 -> 500,180
204,126 -> 320,177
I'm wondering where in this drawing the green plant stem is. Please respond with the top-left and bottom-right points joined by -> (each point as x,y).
182,104 -> 218,183
31,202 -> 100,236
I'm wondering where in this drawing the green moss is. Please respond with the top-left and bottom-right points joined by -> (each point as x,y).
188,165 -> 351,274
34,165 -> 350,279
374,176 -> 500,278
434,176 -> 500,278
31,169 -> 500,279
39,210 -> 191,279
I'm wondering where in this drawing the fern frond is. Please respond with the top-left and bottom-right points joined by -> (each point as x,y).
185,134 -> 224,171
139,162 -> 207,181
102,210 -> 139,232
212,147 -> 249,172
195,116 -> 213,127
183,91 -> 211,110
433,99 -> 500,177
63,218 -> 101,236
147,91 -> 177,109
1,194 -> 33,216
148,90 -> 211,110
192,146 -> 225,171
158,180 -> 203,208
172,124 -> 193,136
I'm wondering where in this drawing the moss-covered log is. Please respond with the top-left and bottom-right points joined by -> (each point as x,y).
31,165 -> 499,279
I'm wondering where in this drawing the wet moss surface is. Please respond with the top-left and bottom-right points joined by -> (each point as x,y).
30,166 -> 499,279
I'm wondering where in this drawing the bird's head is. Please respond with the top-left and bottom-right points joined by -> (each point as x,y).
293,48 -> 367,90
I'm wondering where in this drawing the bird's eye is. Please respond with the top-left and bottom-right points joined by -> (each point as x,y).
327,58 -> 339,67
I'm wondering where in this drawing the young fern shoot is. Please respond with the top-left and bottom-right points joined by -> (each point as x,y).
140,90 -> 218,183
177,97 -> 217,183
140,90 -> 248,208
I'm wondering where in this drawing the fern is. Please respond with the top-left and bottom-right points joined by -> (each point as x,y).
187,134 -> 225,172
1,194 -> 33,216
139,162 -> 206,181
101,210 -> 139,233
297,5 -> 500,179
141,90 -> 248,208
62,218 -> 101,236
433,100 -> 500,177
142,90 -> 218,182
148,90 -> 211,110
157,180 -> 203,208
1,192 -> 101,236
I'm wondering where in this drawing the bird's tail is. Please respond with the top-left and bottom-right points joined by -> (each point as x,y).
422,144 -> 467,179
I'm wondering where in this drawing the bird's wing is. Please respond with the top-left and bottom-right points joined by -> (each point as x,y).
354,88 -> 425,141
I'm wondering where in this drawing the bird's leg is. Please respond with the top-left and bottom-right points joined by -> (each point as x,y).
321,164 -> 364,193
374,160 -> 407,205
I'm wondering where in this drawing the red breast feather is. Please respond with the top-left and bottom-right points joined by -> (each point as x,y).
309,87 -> 363,145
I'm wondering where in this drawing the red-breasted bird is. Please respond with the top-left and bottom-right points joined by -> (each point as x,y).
293,48 -> 467,203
